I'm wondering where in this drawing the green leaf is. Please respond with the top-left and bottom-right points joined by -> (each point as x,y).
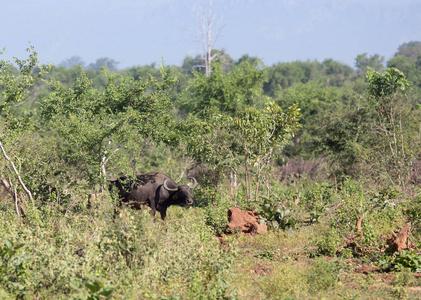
5,239 -> 12,249
99,287 -> 115,297
272,221 -> 279,229
70,280 -> 83,290
84,282 -> 100,293
14,243 -> 25,250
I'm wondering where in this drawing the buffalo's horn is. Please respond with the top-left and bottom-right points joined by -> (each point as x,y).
188,177 -> 198,189
163,179 -> 178,191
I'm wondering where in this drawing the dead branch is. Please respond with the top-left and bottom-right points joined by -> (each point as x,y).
357,214 -> 365,238
0,139 -> 34,206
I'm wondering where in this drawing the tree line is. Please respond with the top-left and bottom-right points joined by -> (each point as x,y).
1,41 -> 421,216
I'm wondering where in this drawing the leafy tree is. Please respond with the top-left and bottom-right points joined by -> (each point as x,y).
365,67 -> 419,189
120,63 -> 162,81
264,61 -> 320,96
87,57 -> 119,72
182,60 -> 300,201
264,59 -> 355,97
182,54 -> 205,75
388,54 -> 421,94
184,102 -> 300,202
355,53 -> 384,72
59,56 -> 85,68
320,58 -> 355,87
0,46 -> 52,214
388,41 -> 421,95
313,100 -> 373,176
235,54 -> 261,67
228,103 -> 300,200
366,67 -> 410,99
187,60 -> 269,115
39,64 -> 179,192
315,67 -> 421,187
276,82 -> 342,157
212,48 -> 234,71
394,41 -> 421,59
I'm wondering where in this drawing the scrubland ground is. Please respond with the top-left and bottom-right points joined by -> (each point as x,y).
1,177 -> 420,300
2,42 -> 421,299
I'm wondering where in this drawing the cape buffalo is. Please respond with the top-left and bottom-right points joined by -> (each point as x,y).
108,172 -> 198,220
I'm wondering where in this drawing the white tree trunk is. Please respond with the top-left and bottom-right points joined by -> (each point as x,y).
0,139 -> 34,206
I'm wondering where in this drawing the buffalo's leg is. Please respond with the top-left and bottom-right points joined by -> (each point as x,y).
150,208 -> 157,220
157,208 -> 167,221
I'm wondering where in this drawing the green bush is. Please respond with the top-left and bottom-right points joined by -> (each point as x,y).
392,251 -> 421,272
332,181 -> 405,247
307,257 -> 343,292
203,195 -> 232,234
301,182 -> 335,210
0,239 -> 30,298
0,203 -> 235,299
70,276 -> 115,300
403,193 -> 421,248
258,195 -> 296,230
260,263 -> 309,299
316,228 -> 341,256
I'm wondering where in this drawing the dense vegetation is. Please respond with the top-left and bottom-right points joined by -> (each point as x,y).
1,42 -> 421,299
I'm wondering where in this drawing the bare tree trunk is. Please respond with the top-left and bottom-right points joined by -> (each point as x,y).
244,152 -> 250,201
1,175 -> 25,217
99,145 -> 120,193
0,139 -> 34,206
197,0 -> 221,77
100,152 -> 107,193
254,160 -> 261,201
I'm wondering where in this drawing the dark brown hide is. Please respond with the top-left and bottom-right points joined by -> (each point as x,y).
108,172 -> 197,220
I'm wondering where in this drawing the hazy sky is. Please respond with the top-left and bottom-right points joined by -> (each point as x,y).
1,0 -> 420,69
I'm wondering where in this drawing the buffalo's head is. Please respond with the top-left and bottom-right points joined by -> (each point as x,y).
163,177 -> 198,205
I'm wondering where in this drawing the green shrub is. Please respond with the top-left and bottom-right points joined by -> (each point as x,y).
301,182 -> 335,210
260,263 -> 309,299
307,257 -> 343,292
0,203 -> 235,299
70,276 -> 115,300
332,181 -> 406,251
339,247 -> 354,259
203,196 -> 232,234
403,193 -> 421,248
392,267 -> 417,287
316,228 -> 341,256
392,251 -> 421,272
0,239 -> 30,298
258,195 -> 296,230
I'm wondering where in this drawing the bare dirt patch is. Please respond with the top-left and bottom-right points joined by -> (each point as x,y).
252,264 -> 273,275
355,265 -> 380,275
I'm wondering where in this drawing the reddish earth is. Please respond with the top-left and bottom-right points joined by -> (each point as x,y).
355,265 -> 380,275
225,207 -> 267,236
252,264 -> 273,275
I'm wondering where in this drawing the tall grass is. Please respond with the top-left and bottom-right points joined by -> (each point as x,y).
0,198 -> 235,299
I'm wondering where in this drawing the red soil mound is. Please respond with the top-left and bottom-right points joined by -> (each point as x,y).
225,207 -> 267,236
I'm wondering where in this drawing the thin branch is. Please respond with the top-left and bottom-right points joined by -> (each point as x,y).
102,146 -> 121,168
